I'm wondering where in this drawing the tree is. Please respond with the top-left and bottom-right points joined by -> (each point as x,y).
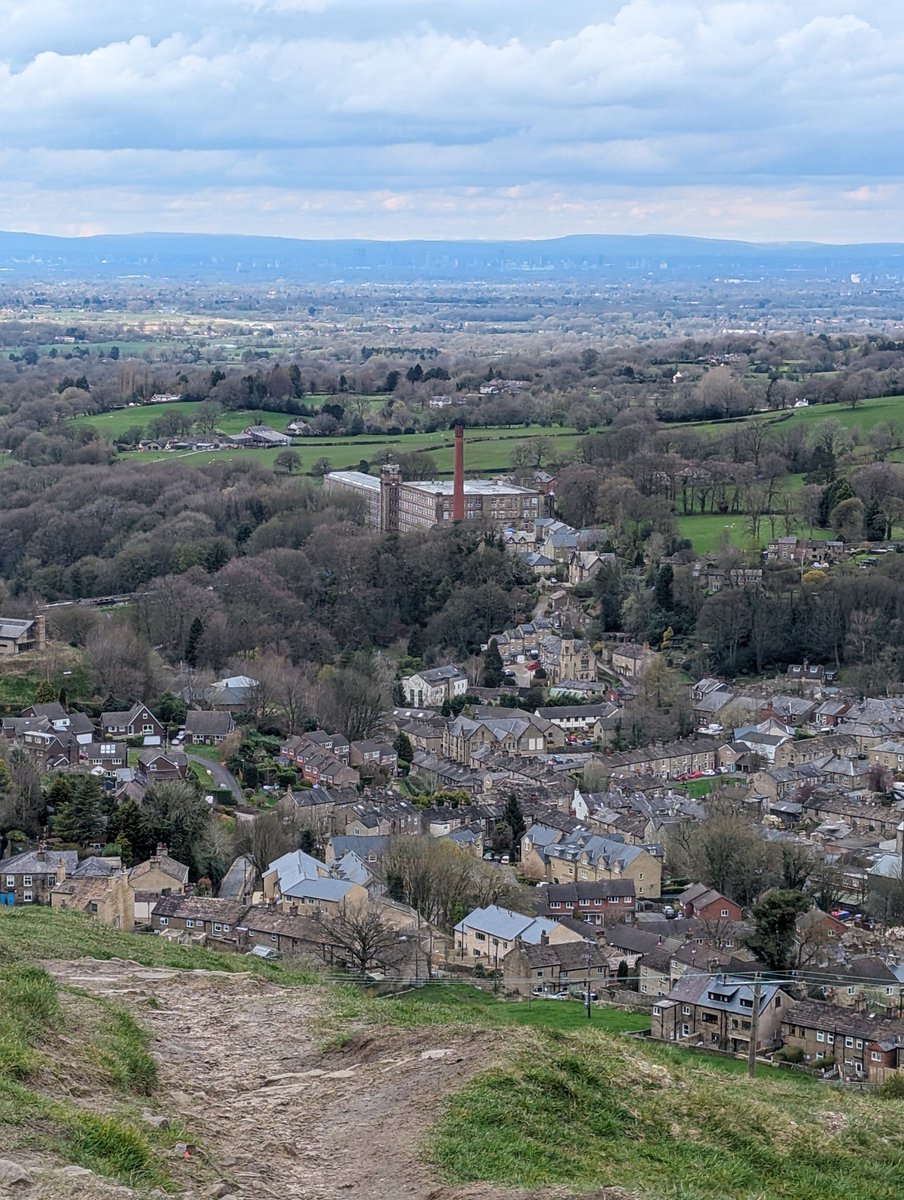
393,731 -> 414,764
746,889 -> 811,971
234,811 -> 293,886
52,776 -> 106,846
667,804 -> 778,906
780,844 -> 814,893
184,617 -> 204,669
142,781 -> 214,880
482,638 -> 504,687
33,680 -> 57,704
317,900 -> 401,975
274,450 -> 302,475
502,794 -> 526,859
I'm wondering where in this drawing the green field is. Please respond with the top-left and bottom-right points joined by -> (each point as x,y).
72,403 -> 297,440
392,982 -> 651,1032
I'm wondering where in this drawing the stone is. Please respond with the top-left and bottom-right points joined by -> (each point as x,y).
141,1110 -> 171,1130
203,1184 -> 232,1199
0,1160 -> 34,1189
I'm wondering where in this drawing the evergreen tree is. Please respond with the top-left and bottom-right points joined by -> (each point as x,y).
654,564 -> 674,613
33,680 -> 56,704
406,624 -> 424,659
746,889 -> 811,971
502,794 -> 526,859
57,687 -> 67,708
53,776 -> 105,845
393,732 -> 414,763
864,498 -> 888,542
108,799 -> 154,865
184,617 -> 204,668
482,638 -> 504,687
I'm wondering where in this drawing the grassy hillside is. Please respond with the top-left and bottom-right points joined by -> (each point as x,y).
0,644 -> 95,708
429,1028 -> 904,1200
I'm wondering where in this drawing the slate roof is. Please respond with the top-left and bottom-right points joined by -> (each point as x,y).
152,894 -> 247,925
0,848 -> 78,875
785,1000 -> 904,1045
454,904 -> 562,943
665,974 -> 781,1016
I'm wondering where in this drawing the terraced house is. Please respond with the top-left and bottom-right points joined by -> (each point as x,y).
521,823 -> 662,897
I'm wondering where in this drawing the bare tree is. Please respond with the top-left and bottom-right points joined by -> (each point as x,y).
234,811 -> 294,885
316,900 -> 401,974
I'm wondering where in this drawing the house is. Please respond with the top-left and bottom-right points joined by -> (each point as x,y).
677,883 -> 744,923
611,642 -> 658,680
651,974 -> 785,1053
452,904 -> 584,964
51,870 -> 134,928
20,702 -> 70,730
521,823 -> 662,897
100,704 -> 164,741
0,615 -> 46,656
135,749 -> 188,785
781,1000 -> 904,1080
401,666 -> 469,709
151,894 -> 248,946
348,740 -> 398,774
539,880 -> 636,926
261,848 -> 368,915
0,846 -> 77,905
184,710 -> 235,745
534,703 -> 619,743
81,742 -> 128,772
444,711 -> 550,764
128,845 -> 190,924
538,636 -> 599,685
504,938 -> 610,997
237,905 -> 343,962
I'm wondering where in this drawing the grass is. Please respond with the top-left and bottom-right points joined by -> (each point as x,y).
184,743 -> 224,762
428,1027 -> 904,1200
391,982 -> 651,1033
0,645 -> 95,708
0,960 -> 172,1188
72,403 -> 298,440
0,905 -> 318,985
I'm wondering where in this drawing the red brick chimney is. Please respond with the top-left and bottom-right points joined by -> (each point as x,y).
452,424 -> 465,521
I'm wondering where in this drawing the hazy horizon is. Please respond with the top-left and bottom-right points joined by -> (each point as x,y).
3,2 -> 903,244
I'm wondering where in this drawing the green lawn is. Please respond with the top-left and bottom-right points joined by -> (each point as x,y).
72,403 -> 297,440
386,982 -> 651,1033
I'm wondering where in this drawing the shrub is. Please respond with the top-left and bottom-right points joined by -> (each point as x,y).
878,1073 -> 904,1099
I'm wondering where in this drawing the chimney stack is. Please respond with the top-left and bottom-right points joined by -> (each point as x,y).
452,425 -> 465,522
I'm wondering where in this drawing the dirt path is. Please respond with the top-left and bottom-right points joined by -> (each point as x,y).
43,960 -> 626,1200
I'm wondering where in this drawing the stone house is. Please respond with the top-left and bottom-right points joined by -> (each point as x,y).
652,974 -> 786,1053
503,937 -> 610,997
781,1000 -> 904,1080
611,642 -> 658,680
0,846 -> 77,905
51,871 -> 134,928
0,615 -> 46,656
151,894 -> 248,946
401,666 -> 468,709
521,823 -> 662,897
128,845 -> 190,924
452,904 -> 583,965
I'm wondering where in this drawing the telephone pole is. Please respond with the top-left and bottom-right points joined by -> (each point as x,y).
747,974 -> 763,1079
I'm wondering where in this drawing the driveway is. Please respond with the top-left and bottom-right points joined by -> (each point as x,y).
186,752 -> 244,801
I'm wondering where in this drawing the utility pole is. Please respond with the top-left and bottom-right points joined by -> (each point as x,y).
585,939 -> 593,1021
747,974 -> 763,1079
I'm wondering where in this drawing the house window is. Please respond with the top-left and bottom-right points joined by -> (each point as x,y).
142,723 -> 154,732
475,931 -> 486,941
5,876 -> 13,887
549,901 -> 561,909
271,934 -> 278,942
682,1005 -> 691,1015
720,909 -> 729,917
816,1031 -> 825,1043
23,892 -> 32,903
186,920 -> 194,928
681,1023 -> 690,1036
856,1040 -> 863,1050
872,1052 -> 882,1062
638,874 -> 644,881
847,987 -> 856,995
23,875 -> 32,887
653,1006 -> 661,1016
159,917 -> 169,926
593,898 -> 602,907
827,1034 -> 835,1045
214,924 -> 222,932
223,924 -> 231,932
845,1037 -> 854,1048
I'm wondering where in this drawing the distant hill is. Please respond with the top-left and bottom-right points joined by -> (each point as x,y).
1,230 -> 903,282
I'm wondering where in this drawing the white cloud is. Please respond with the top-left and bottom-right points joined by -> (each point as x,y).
0,1 -> 901,238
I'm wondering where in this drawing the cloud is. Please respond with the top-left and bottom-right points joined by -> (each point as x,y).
0,1 -> 902,238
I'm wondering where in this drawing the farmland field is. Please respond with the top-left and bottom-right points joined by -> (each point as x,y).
71,403 -> 298,439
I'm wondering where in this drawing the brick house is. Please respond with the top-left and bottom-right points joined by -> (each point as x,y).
677,883 -> 743,923
81,741 -> 129,772
652,974 -> 785,1054
135,749 -> 189,785
539,880 -> 636,926
100,704 -> 165,741
781,1000 -> 904,1081
348,740 -> 398,774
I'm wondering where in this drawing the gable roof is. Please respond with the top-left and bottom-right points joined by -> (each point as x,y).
453,904 -> 562,943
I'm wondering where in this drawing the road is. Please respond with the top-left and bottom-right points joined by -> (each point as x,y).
186,752 -> 244,801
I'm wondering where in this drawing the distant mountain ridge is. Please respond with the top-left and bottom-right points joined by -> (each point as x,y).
1,230 -> 902,281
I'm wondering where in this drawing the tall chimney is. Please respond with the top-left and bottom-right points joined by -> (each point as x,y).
452,425 -> 465,521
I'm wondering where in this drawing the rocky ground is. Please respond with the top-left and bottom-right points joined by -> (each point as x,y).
0,959 -> 631,1200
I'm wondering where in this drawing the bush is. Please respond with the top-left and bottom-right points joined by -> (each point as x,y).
878,1073 -> 904,1099
774,1045 -> 805,1064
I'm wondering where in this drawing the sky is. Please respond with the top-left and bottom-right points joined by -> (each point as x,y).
1,0 -> 903,242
